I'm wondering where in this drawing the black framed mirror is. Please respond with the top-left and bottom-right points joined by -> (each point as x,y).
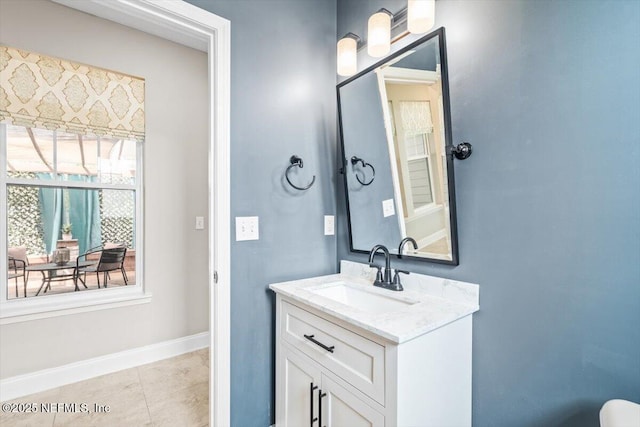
337,27 -> 459,265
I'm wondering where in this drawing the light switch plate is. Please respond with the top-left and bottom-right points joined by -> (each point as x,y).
324,215 -> 335,236
236,216 -> 259,241
195,216 -> 205,230
382,199 -> 395,217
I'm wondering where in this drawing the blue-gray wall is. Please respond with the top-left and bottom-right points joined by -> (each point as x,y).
338,1 -> 640,426
185,1 -> 337,426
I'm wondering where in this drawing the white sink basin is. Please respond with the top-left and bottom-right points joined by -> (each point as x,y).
310,282 -> 418,314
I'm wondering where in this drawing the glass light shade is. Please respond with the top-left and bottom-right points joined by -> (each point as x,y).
408,0 -> 435,34
337,36 -> 358,76
367,11 -> 391,58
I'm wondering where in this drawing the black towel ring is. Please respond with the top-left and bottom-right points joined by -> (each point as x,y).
285,155 -> 316,191
350,156 -> 375,186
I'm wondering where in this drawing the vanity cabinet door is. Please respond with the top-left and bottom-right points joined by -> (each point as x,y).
277,345 -> 322,427
320,374 -> 384,427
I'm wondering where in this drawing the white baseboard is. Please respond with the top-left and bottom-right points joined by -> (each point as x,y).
0,331 -> 209,402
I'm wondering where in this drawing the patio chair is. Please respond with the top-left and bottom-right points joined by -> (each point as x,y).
76,245 -> 128,289
8,246 -> 29,298
8,256 -> 27,298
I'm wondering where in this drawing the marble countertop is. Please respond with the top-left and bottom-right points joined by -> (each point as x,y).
269,260 -> 479,344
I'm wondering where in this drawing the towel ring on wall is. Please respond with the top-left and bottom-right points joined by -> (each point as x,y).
350,156 -> 375,186
285,155 -> 316,191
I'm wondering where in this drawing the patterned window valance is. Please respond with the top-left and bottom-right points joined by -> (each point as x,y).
0,45 -> 144,142
399,100 -> 433,137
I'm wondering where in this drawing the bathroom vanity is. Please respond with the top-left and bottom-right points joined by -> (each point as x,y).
270,261 -> 479,427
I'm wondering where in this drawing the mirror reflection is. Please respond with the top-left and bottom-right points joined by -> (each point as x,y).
338,28 -> 458,264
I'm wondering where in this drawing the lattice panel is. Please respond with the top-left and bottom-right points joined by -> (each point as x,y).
99,190 -> 134,248
7,173 -> 46,255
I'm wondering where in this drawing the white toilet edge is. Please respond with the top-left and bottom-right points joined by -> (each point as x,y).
600,399 -> 640,427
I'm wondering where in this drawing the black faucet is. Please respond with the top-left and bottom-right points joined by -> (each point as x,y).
368,244 -> 405,291
398,237 -> 418,258
368,244 -> 391,287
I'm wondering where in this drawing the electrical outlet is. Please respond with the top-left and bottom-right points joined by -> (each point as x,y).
324,215 -> 335,236
195,216 -> 205,230
382,199 -> 395,217
236,216 -> 259,241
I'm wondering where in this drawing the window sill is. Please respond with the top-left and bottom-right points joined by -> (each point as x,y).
0,287 -> 152,325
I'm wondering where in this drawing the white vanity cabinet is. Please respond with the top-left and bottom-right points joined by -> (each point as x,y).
274,294 -> 473,427
279,345 -> 384,427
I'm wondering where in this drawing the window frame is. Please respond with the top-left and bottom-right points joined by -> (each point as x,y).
0,124 -> 148,324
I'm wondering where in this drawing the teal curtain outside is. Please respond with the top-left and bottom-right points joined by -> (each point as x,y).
37,174 -> 63,254
67,176 -> 102,254
37,175 -> 102,255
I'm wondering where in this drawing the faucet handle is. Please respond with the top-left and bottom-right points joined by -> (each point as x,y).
392,269 -> 410,290
369,263 -> 384,283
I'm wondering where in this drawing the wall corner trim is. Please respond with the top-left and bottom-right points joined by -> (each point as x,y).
0,332 -> 209,401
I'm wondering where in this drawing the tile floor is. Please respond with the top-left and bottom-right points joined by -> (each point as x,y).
419,236 -> 451,255
0,349 -> 209,427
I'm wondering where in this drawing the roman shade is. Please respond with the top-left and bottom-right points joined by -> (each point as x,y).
0,45 -> 145,142
399,100 -> 433,136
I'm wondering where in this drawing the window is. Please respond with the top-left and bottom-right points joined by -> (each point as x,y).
404,132 -> 435,209
1,45 -> 147,320
398,100 -> 437,213
1,124 -> 143,308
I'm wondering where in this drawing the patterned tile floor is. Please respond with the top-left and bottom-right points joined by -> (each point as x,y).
1,349 -> 209,427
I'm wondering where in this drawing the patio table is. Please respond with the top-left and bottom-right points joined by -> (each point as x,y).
26,261 -> 96,296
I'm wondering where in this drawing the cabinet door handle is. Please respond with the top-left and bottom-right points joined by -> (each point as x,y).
303,334 -> 335,353
318,389 -> 327,427
310,382 -> 318,426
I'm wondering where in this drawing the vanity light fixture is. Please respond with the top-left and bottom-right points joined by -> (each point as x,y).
336,1 -> 438,76
367,9 -> 393,58
337,33 -> 360,77
407,0 -> 436,34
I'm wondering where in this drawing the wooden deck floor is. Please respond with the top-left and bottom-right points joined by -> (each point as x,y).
7,268 -> 136,299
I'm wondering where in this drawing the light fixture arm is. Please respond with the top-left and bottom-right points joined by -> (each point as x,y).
391,7 -> 408,28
